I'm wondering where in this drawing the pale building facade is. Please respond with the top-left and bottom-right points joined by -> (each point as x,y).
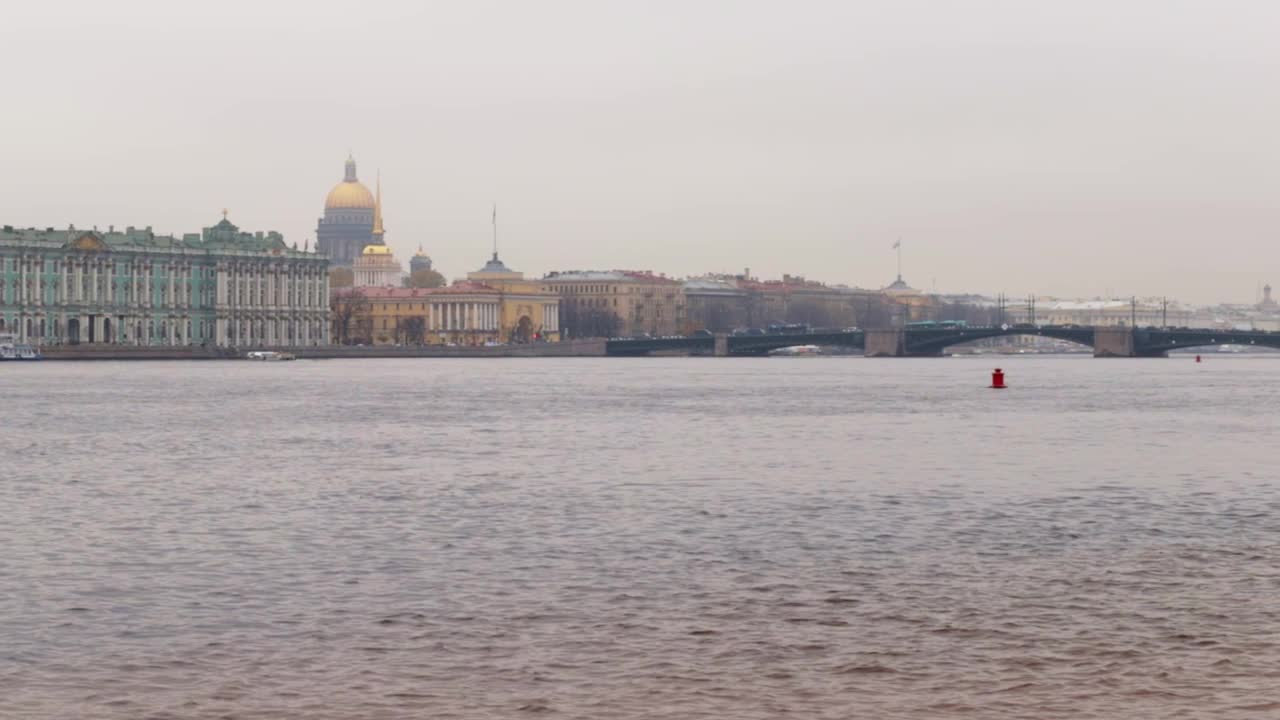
1004,299 -> 1193,328
0,217 -> 329,347
352,245 -> 404,287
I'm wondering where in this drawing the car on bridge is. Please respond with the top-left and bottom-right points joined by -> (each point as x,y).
688,329 -> 714,338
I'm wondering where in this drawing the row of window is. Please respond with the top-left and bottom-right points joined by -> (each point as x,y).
0,257 -> 218,278
548,284 -> 621,295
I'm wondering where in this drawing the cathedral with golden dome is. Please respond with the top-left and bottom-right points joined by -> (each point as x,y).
316,154 -> 385,266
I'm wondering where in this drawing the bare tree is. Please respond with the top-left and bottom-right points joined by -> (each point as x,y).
397,316 -> 427,345
560,302 -> 621,338
330,288 -> 371,345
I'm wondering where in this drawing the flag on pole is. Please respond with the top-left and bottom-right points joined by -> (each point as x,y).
492,204 -> 497,225
892,240 -> 900,249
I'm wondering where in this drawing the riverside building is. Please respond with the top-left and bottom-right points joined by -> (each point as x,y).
333,283 -> 506,346
467,251 -> 561,342
0,216 -> 329,347
543,270 -> 684,338
332,252 -> 562,345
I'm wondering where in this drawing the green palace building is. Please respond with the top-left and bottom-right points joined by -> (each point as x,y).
0,215 -> 329,347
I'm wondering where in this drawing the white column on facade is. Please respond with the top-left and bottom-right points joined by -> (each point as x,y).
16,254 -> 25,306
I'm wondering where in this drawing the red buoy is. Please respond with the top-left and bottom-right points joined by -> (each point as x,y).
1195,355 -> 1201,363
991,368 -> 1006,389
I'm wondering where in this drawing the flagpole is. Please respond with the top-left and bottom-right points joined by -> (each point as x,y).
896,238 -> 902,280
492,203 -> 498,259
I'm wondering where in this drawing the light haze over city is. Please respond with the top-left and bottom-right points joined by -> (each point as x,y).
4,0 -> 1278,304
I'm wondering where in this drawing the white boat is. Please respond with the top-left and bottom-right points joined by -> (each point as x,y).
0,333 -> 42,361
245,350 -> 296,361
769,344 -> 822,356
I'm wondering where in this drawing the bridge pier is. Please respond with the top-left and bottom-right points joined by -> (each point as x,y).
864,329 -> 905,357
1090,326 -> 1162,356
1092,327 -> 1166,357
714,333 -> 728,357
1092,327 -> 1134,357
862,329 -> 945,357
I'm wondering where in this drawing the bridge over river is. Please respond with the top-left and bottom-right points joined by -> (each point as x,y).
606,325 -> 1280,358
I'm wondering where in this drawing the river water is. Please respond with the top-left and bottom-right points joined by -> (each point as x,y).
2,356 -> 1279,719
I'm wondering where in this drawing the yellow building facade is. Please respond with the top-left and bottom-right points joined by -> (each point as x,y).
333,284 -> 503,345
332,275 -> 560,346
467,253 -> 561,342
542,270 -> 685,338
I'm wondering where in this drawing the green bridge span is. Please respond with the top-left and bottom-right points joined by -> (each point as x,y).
606,326 -> 1280,358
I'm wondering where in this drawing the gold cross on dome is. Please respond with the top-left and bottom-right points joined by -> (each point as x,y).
222,208 -> 229,220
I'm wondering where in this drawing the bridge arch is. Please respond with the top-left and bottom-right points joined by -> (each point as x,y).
903,327 -> 1097,356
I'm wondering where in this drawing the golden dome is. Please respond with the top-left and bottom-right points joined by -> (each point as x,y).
361,244 -> 393,255
325,180 -> 375,210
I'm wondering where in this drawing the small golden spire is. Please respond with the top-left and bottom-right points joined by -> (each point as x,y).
221,208 -> 229,220
372,170 -> 385,237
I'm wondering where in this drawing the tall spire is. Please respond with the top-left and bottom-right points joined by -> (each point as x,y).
372,170 -> 385,239
491,203 -> 499,261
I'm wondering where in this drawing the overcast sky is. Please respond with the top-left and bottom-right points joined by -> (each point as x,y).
4,0 -> 1277,302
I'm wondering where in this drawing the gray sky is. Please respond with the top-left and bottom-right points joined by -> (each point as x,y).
4,0 -> 1277,303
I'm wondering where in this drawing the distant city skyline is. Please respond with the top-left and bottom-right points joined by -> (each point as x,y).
4,0 -> 1278,304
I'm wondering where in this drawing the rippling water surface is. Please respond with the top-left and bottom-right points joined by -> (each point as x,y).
3,356 -> 1280,719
